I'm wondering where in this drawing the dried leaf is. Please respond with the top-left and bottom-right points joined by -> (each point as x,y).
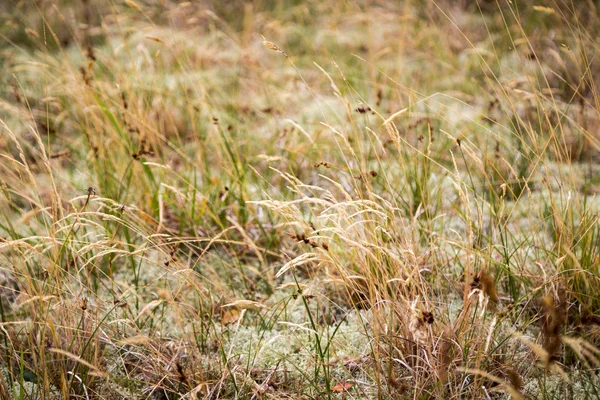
331,382 -> 353,392
222,299 -> 266,311
221,308 -> 241,325
117,335 -> 151,345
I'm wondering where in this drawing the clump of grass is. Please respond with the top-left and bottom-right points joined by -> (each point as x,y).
1,0 -> 600,398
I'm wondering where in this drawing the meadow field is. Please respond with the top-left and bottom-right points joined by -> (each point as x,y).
1,0 -> 600,398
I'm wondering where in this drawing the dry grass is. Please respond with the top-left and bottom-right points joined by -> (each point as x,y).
1,0 -> 600,399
